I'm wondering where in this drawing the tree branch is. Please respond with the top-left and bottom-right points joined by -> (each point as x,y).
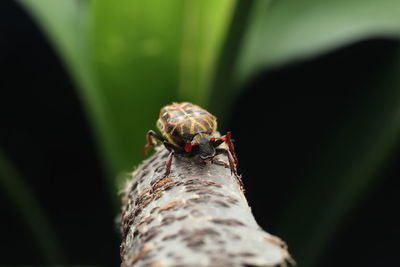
120,147 -> 294,266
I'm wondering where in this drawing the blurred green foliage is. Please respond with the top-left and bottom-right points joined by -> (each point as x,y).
5,0 -> 400,266
237,0 -> 400,83
90,0 -> 235,182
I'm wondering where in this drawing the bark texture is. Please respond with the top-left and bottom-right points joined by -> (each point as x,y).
120,147 -> 294,267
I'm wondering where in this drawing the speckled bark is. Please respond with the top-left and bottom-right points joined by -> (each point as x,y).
120,147 -> 294,267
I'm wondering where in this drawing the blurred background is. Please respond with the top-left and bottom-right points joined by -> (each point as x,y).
1,0 -> 400,266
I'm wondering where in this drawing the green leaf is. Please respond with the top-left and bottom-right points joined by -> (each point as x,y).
89,0 -> 183,176
0,151 -> 65,264
18,0 -> 121,205
178,0 -> 235,106
276,46 -> 400,267
19,0 -> 236,199
210,0 -> 266,120
238,0 -> 400,84
211,0 -> 400,117
90,0 -> 235,177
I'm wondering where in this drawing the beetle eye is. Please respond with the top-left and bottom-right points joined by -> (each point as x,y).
184,143 -> 192,152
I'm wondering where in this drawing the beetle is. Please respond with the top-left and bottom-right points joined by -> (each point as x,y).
143,102 -> 243,191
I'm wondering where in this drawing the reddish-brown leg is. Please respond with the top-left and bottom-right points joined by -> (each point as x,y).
215,148 -> 244,192
212,131 -> 242,191
151,148 -> 174,192
224,131 -> 238,167
212,131 -> 239,167
143,130 -> 166,154
226,149 -> 244,192
164,150 -> 174,177
211,159 -> 229,169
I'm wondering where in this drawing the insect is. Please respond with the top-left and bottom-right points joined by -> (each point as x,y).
143,102 -> 243,191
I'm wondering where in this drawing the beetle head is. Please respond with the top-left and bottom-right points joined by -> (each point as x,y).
198,136 -> 215,160
185,132 -> 215,160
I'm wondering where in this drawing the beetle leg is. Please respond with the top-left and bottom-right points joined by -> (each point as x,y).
143,130 -> 166,154
224,131 -> 239,168
215,148 -> 238,176
162,140 -> 180,152
212,132 -> 239,167
215,148 -> 244,192
151,151 -> 174,192
151,141 -> 177,192
211,159 -> 229,169
144,130 -> 180,154
150,140 -> 179,192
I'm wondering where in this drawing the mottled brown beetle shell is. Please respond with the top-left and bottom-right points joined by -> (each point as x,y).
157,102 -> 217,148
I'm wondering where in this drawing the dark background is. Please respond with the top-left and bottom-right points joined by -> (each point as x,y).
1,1 -> 399,266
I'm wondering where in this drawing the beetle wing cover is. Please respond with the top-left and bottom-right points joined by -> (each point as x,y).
159,102 -> 217,142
